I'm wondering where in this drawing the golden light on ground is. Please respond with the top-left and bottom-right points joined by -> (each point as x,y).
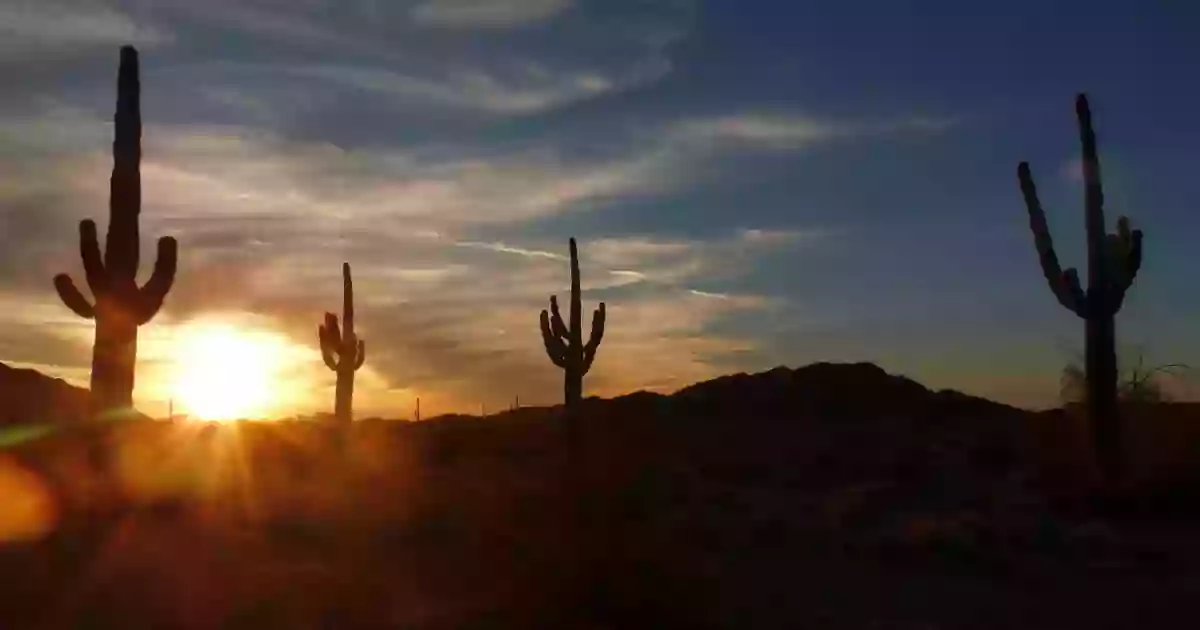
0,456 -> 57,542
168,320 -> 306,421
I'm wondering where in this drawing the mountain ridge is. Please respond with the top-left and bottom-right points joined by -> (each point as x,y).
0,362 -> 91,428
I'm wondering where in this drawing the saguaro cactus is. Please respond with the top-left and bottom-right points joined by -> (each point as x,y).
54,46 -> 178,418
1017,94 -> 1144,485
319,263 -> 366,427
540,238 -> 605,407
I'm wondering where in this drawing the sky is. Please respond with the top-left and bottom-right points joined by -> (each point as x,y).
0,0 -> 1198,418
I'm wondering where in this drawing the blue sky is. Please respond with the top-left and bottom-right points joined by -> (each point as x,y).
0,0 -> 1197,416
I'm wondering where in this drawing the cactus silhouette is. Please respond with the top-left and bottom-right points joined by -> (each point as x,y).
1018,94 -> 1144,485
53,46 -> 178,418
540,238 -> 605,407
319,263 -> 366,427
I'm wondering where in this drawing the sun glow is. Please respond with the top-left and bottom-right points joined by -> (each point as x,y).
169,321 -> 299,421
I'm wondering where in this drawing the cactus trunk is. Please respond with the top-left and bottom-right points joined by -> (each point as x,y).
1087,313 -> 1121,481
540,238 -> 606,409
92,45 -> 142,415
53,46 -> 178,420
564,238 -> 584,406
335,363 -> 355,426
91,313 -> 138,413
1079,100 -> 1123,484
336,258 -> 355,427
564,373 -> 582,408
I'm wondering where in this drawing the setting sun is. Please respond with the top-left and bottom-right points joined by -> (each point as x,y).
169,321 -> 298,421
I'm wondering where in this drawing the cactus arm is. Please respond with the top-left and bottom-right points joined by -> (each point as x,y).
582,302 -> 605,373
78,220 -> 107,294
354,340 -> 366,370
1115,216 -> 1133,250
319,334 -> 339,371
134,236 -> 177,324
1019,162 -> 1087,316
319,314 -> 341,370
1127,228 -> 1143,275
54,275 -> 95,319
549,295 -> 569,339
586,303 -> 606,351
1111,219 -> 1144,310
1059,269 -> 1085,313
324,312 -> 342,347
1117,217 -> 1144,281
540,310 -> 567,368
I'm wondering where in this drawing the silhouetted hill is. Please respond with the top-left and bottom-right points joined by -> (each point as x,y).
667,361 -> 1023,424
400,362 -> 1033,536
0,362 -> 91,428
0,363 -> 156,431
559,362 -> 1030,503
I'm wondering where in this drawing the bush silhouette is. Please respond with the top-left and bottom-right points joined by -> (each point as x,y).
1061,353 -> 1188,407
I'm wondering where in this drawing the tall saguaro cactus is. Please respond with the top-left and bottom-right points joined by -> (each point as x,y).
319,263 -> 366,427
540,238 -> 605,407
54,46 -> 178,418
1017,94 -> 1144,485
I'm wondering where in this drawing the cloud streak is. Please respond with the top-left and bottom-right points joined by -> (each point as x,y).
284,63 -> 616,115
669,112 -> 959,151
410,0 -> 575,29
0,2 -> 169,55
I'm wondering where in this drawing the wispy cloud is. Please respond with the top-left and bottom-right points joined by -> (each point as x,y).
124,0 -> 681,121
410,0 -> 575,29
669,112 -> 958,151
453,241 -> 565,260
672,115 -> 848,149
0,2 -> 170,56
286,63 -> 618,115
112,127 -> 670,226
689,289 -> 730,299
149,1 -> 375,52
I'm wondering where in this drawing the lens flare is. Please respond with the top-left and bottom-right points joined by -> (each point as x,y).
169,321 -> 299,421
0,456 -> 57,543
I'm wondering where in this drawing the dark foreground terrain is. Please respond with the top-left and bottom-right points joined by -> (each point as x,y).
1,362 -> 1200,629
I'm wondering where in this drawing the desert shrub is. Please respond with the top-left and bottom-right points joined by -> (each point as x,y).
1060,353 -> 1189,408
1030,352 -> 1200,491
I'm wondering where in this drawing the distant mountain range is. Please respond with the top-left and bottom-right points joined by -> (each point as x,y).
0,359 -> 1022,430
8,356 -> 1198,498
0,362 -> 92,428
